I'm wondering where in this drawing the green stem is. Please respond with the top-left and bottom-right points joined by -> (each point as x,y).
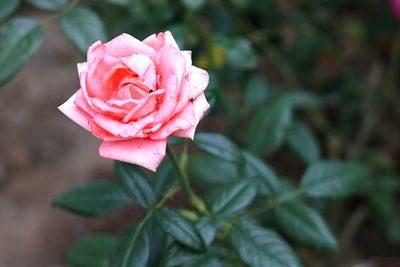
166,145 -> 195,198
39,0 -> 80,25
166,144 -> 211,216
120,184 -> 181,266
234,187 -> 306,223
137,184 -> 182,234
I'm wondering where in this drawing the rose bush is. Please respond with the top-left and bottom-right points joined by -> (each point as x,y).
59,32 -> 210,171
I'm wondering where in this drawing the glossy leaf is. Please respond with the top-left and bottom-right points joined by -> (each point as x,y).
145,219 -> 166,267
115,161 -> 156,209
196,217 -> 218,246
25,0 -> 67,11
230,220 -> 302,267
53,181 -> 129,216
274,202 -> 338,250
155,208 -> 205,251
110,226 -> 149,267
286,122 -> 321,164
151,160 -> 177,199
301,161 -> 370,198
66,234 -> 118,267
242,150 -> 280,195
0,17 -> 42,86
164,242 -> 202,267
61,7 -> 107,53
189,155 -> 238,184
211,180 -> 257,218
246,94 -> 293,156
0,0 -> 20,22
194,132 -> 243,163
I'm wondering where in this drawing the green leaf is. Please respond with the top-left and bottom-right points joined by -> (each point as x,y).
300,161 -> 370,199
155,208 -> 205,251
66,234 -> 118,267
0,17 -> 42,86
61,7 -> 107,53
245,94 -> 293,156
230,220 -> 302,267
53,181 -> 129,216
110,226 -> 149,267
105,0 -> 132,6
115,161 -> 156,209
195,217 -> 218,246
285,122 -> 321,164
274,202 -> 338,250
164,242 -> 202,267
0,0 -> 20,22
211,180 -> 257,218
224,38 -> 258,69
194,132 -> 243,163
145,219 -> 166,267
151,160 -> 177,199
180,0 -> 205,10
189,155 -> 238,184
25,0 -> 67,11
242,150 -> 280,195
244,74 -> 273,112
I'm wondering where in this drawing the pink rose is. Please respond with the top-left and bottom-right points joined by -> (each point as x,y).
391,0 -> 400,18
59,32 -> 210,171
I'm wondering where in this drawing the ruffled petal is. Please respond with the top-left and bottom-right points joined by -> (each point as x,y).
74,89 -> 97,117
187,66 -> 209,99
99,138 -> 167,171
58,90 -> 92,131
143,31 -> 179,50
104,33 -> 155,57
90,121 -> 139,141
154,75 -> 179,123
149,102 -> 195,139
121,54 -> 157,90
86,55 -> 120,99
122,89 -> 164,122
93,113 -> 155,138
172,93 -> 210,139
155,45 -> 186,86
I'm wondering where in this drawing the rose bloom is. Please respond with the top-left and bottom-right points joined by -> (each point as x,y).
391,0 -> 400,18
59,32 -> 209,171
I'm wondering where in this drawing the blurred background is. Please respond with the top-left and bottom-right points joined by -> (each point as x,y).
0,0 -> 399,266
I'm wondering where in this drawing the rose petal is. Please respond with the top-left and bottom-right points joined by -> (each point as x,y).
123,89 -> 164,122
93,113 -> 155,138
154,75 -> 179,123
74,89 -> 97,117
172,93 -> 210,139
58,90 -> 92,131
121,54 -> 156,89
181,50 -> 192,74
149,102 -> 195,139
91,121 -> 140,141
86,55 -> 121,99
90,98 -> 128,118
187,66 -> 209,99
99,138 -> 167,171
155,45 -> 186,86
143,31 -> 179,50
104,33 -> 155,57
